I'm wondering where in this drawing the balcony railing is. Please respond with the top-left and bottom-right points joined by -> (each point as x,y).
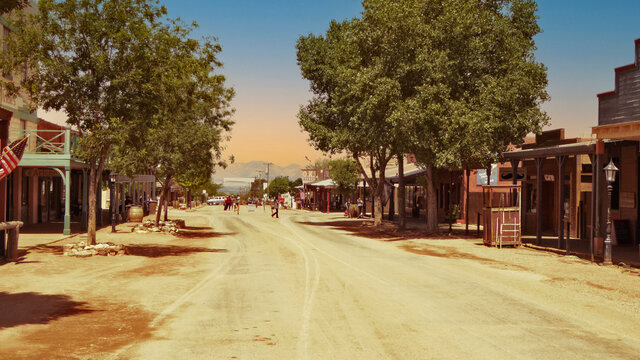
9,129 -> 80,156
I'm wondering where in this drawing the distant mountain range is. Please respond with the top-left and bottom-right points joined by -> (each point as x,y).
212,161 -> 303,184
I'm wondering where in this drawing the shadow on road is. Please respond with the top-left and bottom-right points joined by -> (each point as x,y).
174,230 -> 236,239
297,219 -> 472,241
0,292 -> 94,329
124,244 -> 229,257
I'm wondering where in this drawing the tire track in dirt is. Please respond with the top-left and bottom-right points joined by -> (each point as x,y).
107,212 -> 244,360
248,214 -> 320,360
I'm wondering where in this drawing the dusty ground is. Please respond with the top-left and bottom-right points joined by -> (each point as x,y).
1,206 -> 640,359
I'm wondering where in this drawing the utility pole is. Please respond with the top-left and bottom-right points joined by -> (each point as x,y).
265,162 -> 273,198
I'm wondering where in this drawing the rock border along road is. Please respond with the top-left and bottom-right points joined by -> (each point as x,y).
1,205 -> 640,359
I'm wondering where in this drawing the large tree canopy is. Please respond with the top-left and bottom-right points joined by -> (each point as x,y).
268,176 -> 290,198
297,17 -> 403,226
1,0 -> 234,242
107,18 -> 234,224
298,0 -> 548,231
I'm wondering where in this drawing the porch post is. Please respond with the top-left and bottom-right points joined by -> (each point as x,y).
0,119 -> 8,256
121,183 -> 126,222
388,185 -> 395,221
510,159 -> 520,206
510,160 -> 519,183
114,182 -> 120,222
589,154 -> 596,262
594,141 -> 604,259
557,156 -> 567,249
14,167 -> 22,221
96,176 -> 103,227
64,167 -> 71,235
465,168 -> 470,235
81,168 -> 88,232
535,157 -> 543,245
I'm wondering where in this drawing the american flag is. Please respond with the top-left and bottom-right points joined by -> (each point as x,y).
0,136 -> 28,181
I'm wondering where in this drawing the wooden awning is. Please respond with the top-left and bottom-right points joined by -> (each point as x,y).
593,120 -> 640,141
503,140 -> 599,160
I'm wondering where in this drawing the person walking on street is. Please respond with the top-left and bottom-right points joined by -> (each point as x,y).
235,196 -> 240,214
271,198 -> 279,218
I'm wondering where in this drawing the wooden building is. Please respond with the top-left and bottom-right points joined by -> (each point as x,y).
591,38 -> 640,248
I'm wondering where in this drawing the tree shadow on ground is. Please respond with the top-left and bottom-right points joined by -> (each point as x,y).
28,244 -> 64,255
296,219 -> 479,242
183,226 -> 213,231
0,247 -> 53,266
399,243 -> 528,270
0,292 -> 94,329
174,230 -> 236,239
124,244 -> 229,257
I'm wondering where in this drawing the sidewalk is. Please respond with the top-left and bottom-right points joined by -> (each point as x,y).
381,214 -> 640,268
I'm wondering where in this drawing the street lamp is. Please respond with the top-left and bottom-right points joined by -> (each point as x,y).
603,158 -> 618,265
110,172 -> 117,233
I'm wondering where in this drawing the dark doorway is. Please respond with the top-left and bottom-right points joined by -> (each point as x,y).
542,181 -> 555,233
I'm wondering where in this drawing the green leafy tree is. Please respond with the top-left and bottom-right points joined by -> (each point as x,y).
297,18 -> 402,226
329,158 -> 359,198
373,0 -> 549,232
268,176 -> 290,198
107,16 -> 234,224
298,0 -> 548,232
0,0 -> 176,244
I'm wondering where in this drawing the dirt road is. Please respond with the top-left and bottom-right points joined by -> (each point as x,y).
2,206 -> 640,359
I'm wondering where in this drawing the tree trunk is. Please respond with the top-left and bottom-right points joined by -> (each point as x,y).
163,186 -> 169,221
398,154 -> 406,230
155,175 -> 171,224
87,154 -> 106,245
373,170 -> 386,226
425,164 -> 439,233
155,186 -> 165,224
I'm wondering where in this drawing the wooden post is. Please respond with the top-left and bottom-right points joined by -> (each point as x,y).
388,185 -> 395,221
465,168 -> 470,235
0,119 -> 8,256
81,168 -> 88,232
594,141 -> 604,258
64,167 -> 71,235
510,159 -> 520,202
557,156 -> 567,249
535,157 -> 543,245
398,154 -> 406,229
4,221 -> 23,262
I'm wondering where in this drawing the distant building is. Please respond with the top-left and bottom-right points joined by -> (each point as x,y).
221,177 -> 254,194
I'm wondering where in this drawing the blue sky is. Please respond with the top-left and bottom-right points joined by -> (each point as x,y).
155,0 -> 640,165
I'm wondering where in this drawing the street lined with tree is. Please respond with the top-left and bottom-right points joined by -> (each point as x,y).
1,0 -> 233,243
297,0 -> 549,231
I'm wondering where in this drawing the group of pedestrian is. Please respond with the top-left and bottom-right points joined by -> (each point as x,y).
223,196 -> 233,211
223,195 -> 241,214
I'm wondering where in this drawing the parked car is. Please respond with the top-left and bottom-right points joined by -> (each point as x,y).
207,196 -> 226,205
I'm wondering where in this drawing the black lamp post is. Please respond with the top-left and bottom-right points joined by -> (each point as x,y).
110,173 -> 117,233
603,158 -> 618,265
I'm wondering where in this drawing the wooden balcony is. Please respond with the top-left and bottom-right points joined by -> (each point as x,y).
9,128 -> 84,168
